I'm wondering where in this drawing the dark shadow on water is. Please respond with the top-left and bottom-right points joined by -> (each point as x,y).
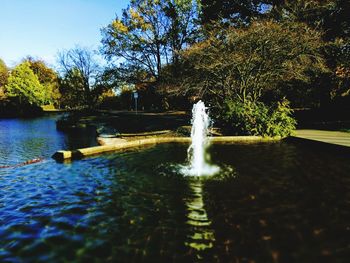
285,136 -> 350,155
203,142 -> 350,262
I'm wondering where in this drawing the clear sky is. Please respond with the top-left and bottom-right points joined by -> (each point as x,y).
0,0 -> 129,67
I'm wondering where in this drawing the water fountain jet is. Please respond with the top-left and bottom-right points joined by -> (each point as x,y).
181,100 -> 219,176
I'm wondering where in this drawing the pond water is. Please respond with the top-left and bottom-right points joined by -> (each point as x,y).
1,117 -> 350,262
0,115 -> 97,167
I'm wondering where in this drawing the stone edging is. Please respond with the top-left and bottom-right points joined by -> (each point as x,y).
52,136 -> 280,162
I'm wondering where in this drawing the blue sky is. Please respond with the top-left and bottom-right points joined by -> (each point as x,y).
0,0 -> 129,67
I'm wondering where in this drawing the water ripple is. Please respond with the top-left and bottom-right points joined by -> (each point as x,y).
0,140 -> 349,262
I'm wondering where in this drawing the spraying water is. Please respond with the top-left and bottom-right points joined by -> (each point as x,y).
181,100 -> 219,176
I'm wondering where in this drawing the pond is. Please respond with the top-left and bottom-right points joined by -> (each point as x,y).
1,117 -> 350,262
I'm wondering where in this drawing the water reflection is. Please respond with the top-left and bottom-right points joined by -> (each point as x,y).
184,179 -> 215,255
0,142 -> 350,262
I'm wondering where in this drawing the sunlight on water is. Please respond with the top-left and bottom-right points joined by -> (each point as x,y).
184,179 -> 215,256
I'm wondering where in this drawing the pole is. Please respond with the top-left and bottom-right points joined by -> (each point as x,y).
133,91 -> 138,114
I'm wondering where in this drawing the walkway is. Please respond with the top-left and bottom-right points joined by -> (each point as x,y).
293,129 -> 350,148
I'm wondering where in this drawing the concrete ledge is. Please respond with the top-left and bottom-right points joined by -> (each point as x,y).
292,129 -> 350,148
52,136 -> 280,162
209,136 -> 280,142
119,130 -> 172,137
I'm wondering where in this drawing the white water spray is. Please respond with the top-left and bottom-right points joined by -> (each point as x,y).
178,101 -> 218,255
182,100 -> 219,176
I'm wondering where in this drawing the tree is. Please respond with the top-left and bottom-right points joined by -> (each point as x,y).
269,0 -> 350,41
200,0 -> 275,25
58,68 -> 86,109
0,59 -> 8,87
57,46 -> 100,107
163,0 -> 201,68
180,21 -> 327,107
268,0 -> 350,106
24,57 -> 61,105
101,0 -> 201,82
5,61 -> 46,105
0,59 -> 8,98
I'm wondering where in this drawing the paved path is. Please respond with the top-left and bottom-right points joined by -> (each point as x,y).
293,129 -> 350,147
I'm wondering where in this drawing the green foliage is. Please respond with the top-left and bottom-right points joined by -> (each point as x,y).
0,58 -> 8,98
220,100 -> 269,136
25,57 -> 61,105
98,87 -> 134,110
219,98 -> 296,137
58,68 -> 86,109
267,99 -> 297,137
5,62 -> 46,105
0,58 -> 8,89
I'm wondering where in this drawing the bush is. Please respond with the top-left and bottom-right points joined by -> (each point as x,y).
219,100 -> 268,136
267,99 -> 297,137
218,99 -> 296,137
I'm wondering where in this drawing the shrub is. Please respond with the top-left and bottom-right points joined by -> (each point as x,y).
266,99 -> 297,137
218,99 -> 296,137
220,100 -> 268,136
